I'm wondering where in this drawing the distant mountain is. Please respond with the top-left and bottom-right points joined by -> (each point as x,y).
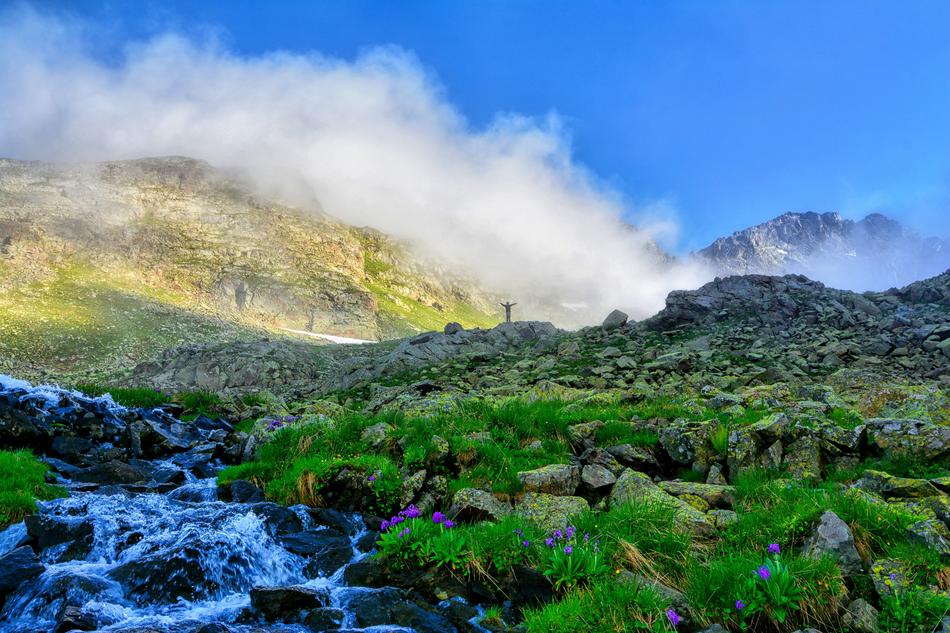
696,211 -> 950,290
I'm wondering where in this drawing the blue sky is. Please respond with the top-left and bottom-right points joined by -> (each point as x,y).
35,0 -> 950,249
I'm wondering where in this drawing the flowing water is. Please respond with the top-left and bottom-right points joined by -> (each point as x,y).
0,375 -> 484,633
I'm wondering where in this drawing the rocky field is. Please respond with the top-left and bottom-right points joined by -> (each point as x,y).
1,268 -> 949,632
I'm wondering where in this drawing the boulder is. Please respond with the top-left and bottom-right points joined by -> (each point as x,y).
361,422 -> 391,449
250,585 -> 329,621
24,515 -> 95,562
279,529 -> 354,577
657,481 -> 735,508
304,607 -> 346,630
865,418 -> 950,462
606,444 -> 660,471
782,435 -> 822,481
802,511 -> 863,575
449,488 -> 512,523
581,464 -> 617,489
224,479 -> 265,503
709,509 -> 739,529
907,519 -> 950,559
52,606 -> 98,633
869,558 -> 911,598
579,447 -> 625,476
72,460 -> 151,485
853,470 -> 940,499
516,493 -> 589,532
517,464 -> 580,496
567,421 -> 604,450
443,322 -> 464,335
0,546 -> 44,597
602,309 -> 629,330
842,598 -> 879,633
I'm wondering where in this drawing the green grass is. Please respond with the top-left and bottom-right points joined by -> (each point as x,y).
523,579 -> 672,633
0,450 -> 67,527
74,384 -> 170,409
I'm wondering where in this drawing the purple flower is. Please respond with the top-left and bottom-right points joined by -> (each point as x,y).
381,520 -> 390,531
403,505 -> 421,518
563,545 -> 573,555
735,599 -> 746,611
444,519 -> 455,529
666,609 -> 681,628
432,511 -> 445,524
553,529 -> 563,540
398,527 -> 411,538
767,543 -> 781,555
513,528 -> 523,536
522,540 -> 530,548
545,537 -> 555,547
368,475 -> 376,482
583,533 -> 590,543
757,565 -> 771,581
566,526 -> 575,539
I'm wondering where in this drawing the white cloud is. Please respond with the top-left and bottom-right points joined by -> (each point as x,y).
0,5 -> 711,321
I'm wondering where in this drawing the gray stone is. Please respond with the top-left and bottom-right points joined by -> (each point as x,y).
581,464 -> 617,489
443,322 -> 463,335
803,511 -> 863,575
448,488 -> 511,523
602,309 -> 629,330
516,492 -> 589,531
517,464 -> 581,496
842,598 -> 879,633
360,423 -> 391,449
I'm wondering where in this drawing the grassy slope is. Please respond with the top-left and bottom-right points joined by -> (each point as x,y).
0,261 -> 276,383
221,395 -> 950,632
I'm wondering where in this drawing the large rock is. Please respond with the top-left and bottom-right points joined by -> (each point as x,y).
842,598 -> 879,633
279,529 -> 354,577
0,546 -> 44,597
72,460 -> 151,485
853,470 -> 940,499
865,418 -> 950,462
516,493 -> 589,532
802,511 -> 863,575
250,585 -> 329,621
907,519 -> 950,559
657,481 -> 735,508
602,309 -> 629,330
24,514 -> 95,562
448,488 -> 511,523
517,464 -> 580,496
610,469 -> 714,536
581,464 -> 617,489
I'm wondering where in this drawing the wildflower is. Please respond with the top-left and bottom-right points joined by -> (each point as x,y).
666,609 -> 681,628
735,599 -> 746,611
398,528 -> 411,538
584,533 -> 590,543
522,540 -> 530,548
767,543 -> 781,555
563,545 -> 573,555
757,565 -> 771,581
545,537 -> 555,547
380,520 -> 390,531
368,475 -> 376,483
513,528 -> 523,536
444,519 -> 455,529
566,526 -> 575,539
553,529 -> 563,540
403,504 -> 421,518
432,511 -> 446,524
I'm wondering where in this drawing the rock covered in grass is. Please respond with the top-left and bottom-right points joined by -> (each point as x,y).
516,464 -> 581,496
515,492 -> 589,531
361,422 -> 391,449
448,488 -> 512,523
609,469 -> 713,536
802,510 -> 863,575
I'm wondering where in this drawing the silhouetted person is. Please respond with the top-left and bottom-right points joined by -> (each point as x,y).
500,301 -> 517,323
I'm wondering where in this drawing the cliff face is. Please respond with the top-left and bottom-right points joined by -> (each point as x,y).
0,156 -> 499,381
